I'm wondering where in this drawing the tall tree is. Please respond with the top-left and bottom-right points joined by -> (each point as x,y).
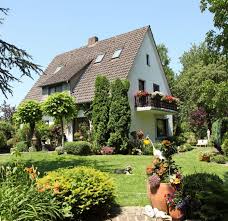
174,43 -> 227,130
157,44 -> 175,90
200,0 -> 228,59
107,79 -> 131,152
0,8 -> 41,97
42,92 -> 78,147
92,76 -> 110,148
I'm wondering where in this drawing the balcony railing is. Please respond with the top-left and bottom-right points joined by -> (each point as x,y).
134,95 -> 177,111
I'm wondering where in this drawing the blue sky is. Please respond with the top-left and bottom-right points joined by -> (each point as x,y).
1,0 -> 213,106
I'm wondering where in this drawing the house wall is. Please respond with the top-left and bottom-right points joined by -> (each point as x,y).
127,31 -> 173,141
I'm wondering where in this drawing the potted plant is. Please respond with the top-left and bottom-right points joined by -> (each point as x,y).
134,91 -> 150,107
146,140 -> 185,220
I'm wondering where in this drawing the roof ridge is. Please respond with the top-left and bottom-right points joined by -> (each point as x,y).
55,25 -> 150,58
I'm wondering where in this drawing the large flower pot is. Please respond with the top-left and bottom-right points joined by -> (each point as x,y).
147,182 -> 175,213
169,207 -> 184,221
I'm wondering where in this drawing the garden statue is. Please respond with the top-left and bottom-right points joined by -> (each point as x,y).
207,129 -> 210,141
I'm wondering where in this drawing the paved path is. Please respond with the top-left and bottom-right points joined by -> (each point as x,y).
103,207 -> 167,221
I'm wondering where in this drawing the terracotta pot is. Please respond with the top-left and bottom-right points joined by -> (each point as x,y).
169,207 -> 184,221
147,182 -> 175,213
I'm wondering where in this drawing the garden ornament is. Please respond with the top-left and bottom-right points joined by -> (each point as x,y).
146,136 -> 165,160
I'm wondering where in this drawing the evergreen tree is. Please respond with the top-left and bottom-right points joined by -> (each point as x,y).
92,76 -> 110,148
108,79 -> 131,152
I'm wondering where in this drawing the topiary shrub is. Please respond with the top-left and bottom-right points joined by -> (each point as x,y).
211,154 -> 226,164
222,139 -> 228,156
64,141 -> 92,155
37,166 -> 116,219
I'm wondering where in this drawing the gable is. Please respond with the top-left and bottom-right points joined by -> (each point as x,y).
127,29 -> 171,102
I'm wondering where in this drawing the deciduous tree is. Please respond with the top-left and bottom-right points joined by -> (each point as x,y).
42,92 -> 77,147
14,100 -> 42,143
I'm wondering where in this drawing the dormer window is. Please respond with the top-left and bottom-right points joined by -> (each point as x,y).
54,66 -> 63,74
94,54 -> 105,63
146,54 -> 150,66
112,48 -> 122,59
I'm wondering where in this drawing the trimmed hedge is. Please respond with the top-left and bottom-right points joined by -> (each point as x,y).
211,154 -> 226,164
37,166 -> 116,219
178,143 -> 193,152
64,141 -> 92,155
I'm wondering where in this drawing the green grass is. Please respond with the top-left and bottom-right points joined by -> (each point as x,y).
0,147 -> 227,206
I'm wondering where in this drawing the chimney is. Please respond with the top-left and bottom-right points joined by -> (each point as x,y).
88,36 -> 98,46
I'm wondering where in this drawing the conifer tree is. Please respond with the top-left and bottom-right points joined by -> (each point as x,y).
108,79 -> 131,152
92,76 -> 110,148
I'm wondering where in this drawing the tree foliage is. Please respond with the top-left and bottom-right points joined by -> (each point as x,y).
0,8 -> 41,97
107,79 -> 131,152
157,44 -> 176,90
200,0 -> 228,58
14,100 -> 42,142
0,100 -> 15,121
174,43 -> 227,129
92,76 -> 110,148
42,92 -> 78,147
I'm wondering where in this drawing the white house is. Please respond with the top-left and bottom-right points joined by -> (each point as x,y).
24,26 -> 176,142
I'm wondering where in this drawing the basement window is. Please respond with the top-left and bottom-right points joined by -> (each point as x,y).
112,48 -> 122,59
94,54 -> 105,63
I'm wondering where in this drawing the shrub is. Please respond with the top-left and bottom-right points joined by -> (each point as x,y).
15,141 -> 28,152
64,141 -> 92,155
199,151 -> 211,162
222,139 -> 228,156
0,120 -> 14,139
28,146 -> 37,152
211,154 -> 226,164
183,132 -> 197,145
101,146 -> 114,155
0,131 -> 7,150
142,143 -> 154,155
183,173 -> 227,220
7,137 -> 16,148
55,146 -> 64,155
15,124 -> 30,143
178,143 -> 193,152
0,164 -> 63,220
37,167 -> 116,219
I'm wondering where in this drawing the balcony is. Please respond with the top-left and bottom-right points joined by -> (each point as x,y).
134,94 -> 178,114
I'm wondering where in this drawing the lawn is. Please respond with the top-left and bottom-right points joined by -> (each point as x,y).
0,147 -> 227,206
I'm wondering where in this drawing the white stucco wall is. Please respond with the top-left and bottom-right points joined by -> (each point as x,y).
127,30 -> 173,141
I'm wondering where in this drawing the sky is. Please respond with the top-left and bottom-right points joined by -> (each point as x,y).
1,0 -> 213,106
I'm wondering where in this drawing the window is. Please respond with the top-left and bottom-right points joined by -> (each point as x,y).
146,54 -> 150,66
138,80 -> 145,91
157,119 -> 167,138
54,66 -> 63,74
112,48 -> 122,59
48,84 -> 63,95
94,54 -> 105,63
153,83 -> 160,92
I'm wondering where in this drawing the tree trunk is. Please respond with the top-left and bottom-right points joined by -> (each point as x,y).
60,118 -> 64,147
29,122 -> 35,146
